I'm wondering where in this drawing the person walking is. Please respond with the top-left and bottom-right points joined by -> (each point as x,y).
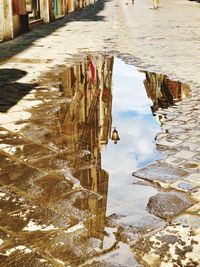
153,0 -> 160,9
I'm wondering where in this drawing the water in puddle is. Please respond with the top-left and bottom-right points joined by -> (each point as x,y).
102,57 -> 161,218
0,54 -> 190,266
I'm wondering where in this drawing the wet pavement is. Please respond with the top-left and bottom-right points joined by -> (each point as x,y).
0,53 -> 198,266
1,0 -> 200,265
102,57 -> 162,216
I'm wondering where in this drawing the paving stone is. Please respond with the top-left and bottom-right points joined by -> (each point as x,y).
176,116 -> 192,122
188,137 -> 200,144
191,189 -> 200,201
1,122 -> 27,132
155,132 -> 168,141
184,123 -> 200,130
164,156 -> 185,166
170,180 -> 195,192
183,161 -> 200,170
156,139 -> 183,148
185,173 -> 200,186
133,161 -> 189,183
174,134 -> 188,140
173,214 -> 200,229
146,192 -> 193,220
177,142 -> 199,151
163,121 -> 181,128
187,203 -> 200,213
173,150 -> 197,160
133,215 -> 200,267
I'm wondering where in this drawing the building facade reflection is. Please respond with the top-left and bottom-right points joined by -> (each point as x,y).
59,55 -> 114,241
142,71 -> 190,114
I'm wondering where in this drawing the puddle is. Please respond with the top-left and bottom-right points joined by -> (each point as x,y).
0,54 -> 190,266
101,57 -> 190,224
102,57 -> 161,217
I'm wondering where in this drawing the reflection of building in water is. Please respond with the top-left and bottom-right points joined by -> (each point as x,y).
59,55 -> 114,241
142,71 -> 190,113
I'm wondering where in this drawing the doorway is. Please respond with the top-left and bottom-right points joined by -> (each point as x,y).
26,0 -> 41,22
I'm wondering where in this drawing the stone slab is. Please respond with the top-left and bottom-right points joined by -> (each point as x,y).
174,150 -> 197,160
133,161 -> 189,183
170,180 -> 195,192
146,192 -> 193,220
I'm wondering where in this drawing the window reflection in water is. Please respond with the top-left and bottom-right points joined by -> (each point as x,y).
58,55 -> 114,241
0,53 -> 191,266
57,58 -> 190,243
142,71 -> 190,114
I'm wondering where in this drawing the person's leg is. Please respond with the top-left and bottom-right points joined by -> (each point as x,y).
153,0 -> 158,9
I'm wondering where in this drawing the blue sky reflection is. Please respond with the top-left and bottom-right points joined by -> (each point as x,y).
101,57 -> 162,215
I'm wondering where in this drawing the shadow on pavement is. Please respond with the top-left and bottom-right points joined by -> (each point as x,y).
0,0 -> 109,111
188,0 -> 200,3
0,69 -> 36,112
0,0 -> 108,63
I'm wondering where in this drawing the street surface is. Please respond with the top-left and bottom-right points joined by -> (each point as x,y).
0,0 -> 200,266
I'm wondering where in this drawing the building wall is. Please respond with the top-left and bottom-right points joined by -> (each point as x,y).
40,0 -> 51,22
0,0 -> 98,42
143,71 -> 191,112
0,2 -> 4,41
58,0 -> 66,15
0,0 -> 30,41
58,55 -> 113,240
12,0 -> 29,37
1,0 -> 13,41
13,15 -> 29,37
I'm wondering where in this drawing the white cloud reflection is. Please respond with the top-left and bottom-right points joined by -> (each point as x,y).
112,58 -> 152,115
101,57 -> 162,215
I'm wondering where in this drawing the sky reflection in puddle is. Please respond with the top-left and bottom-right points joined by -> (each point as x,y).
102,57 -> 162,216
0,54 -> 191,266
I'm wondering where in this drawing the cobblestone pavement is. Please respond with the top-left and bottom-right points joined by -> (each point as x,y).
116,0 -> 200,266
115,0 -> 200,87
0,0 -> 200,266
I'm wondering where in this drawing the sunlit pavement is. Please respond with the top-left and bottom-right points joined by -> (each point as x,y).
0,0 -> 200,266
115,0 -> 200,87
